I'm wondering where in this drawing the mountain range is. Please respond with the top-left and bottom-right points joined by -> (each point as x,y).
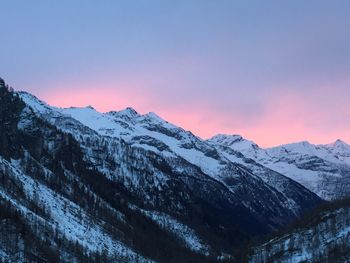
209,134 -> 350,201
1,77 -> 350,262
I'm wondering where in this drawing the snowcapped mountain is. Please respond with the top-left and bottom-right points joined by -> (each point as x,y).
324,139 -> 350,164
0,77 -> 324,262
19,91 -> 322,222
208,134 -> 259,153
208,134 -> 350,200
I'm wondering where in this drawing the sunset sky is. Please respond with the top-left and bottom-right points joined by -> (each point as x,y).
1,0 -> 350,147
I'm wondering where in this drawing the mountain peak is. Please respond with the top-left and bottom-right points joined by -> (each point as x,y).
107,107 -> 139,119
334,139 -> 348,146
141,112 -> 174,127
125,106 -> 138,114
121,107 -> 139,118
325,139 -> 350,150
66,105 -> 97,112
276,140 -> 312,149
85,105 -> 95,110
144,111 -> 163,121
297,140 -> 313,147
208,134 -> 260,152
210,134 -> 243,143
269,140 -> 315,154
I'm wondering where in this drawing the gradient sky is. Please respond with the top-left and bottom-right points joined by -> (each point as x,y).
1,0 -> 350,147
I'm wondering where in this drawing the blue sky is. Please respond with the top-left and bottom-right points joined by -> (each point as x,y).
1,0 -> 350,146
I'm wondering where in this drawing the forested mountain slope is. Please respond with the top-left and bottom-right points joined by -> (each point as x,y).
0,78 -> 323,262
249,198 -> 350,263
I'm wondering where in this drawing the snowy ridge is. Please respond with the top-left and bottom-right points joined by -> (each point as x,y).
60,105 -> 224,179
17,91 -> 322,221
209,134 -> 259,152
323,139 -> 350,164
209,134 -> 350,200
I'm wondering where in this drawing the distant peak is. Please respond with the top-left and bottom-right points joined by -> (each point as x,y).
107,107 -> 139,118
326,139 -> 350,148
144,112 -> 162,120
300,140 -> 312,146
209,134 -> 245,144
334,139 -> 347,145
65,105 -> 96,111
210,134 -> 243,141
124,107 -> 138,115
145,112 -> 160,118
283,140 -> 312,147
267,141 -> 318,155
208,134 -> 259,150
85,105 -> 95,110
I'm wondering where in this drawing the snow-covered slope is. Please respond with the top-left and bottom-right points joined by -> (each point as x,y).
323,139 -> 350,165
3,84 -> 233,262
18,91 -> 322,224
20,91 -> 224,180
249,199 -> 350,263
209,134 -> 350,200
0,156 -> 149,262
